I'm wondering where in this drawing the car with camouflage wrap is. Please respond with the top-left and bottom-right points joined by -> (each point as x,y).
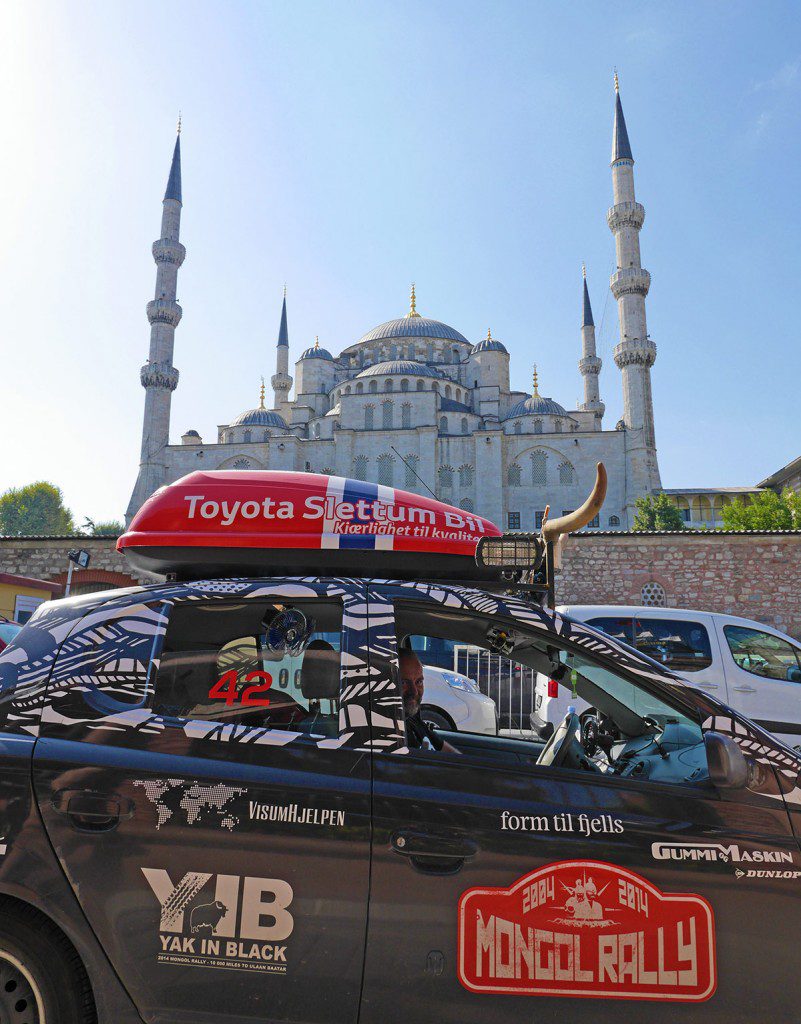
0,468 -> 797,1024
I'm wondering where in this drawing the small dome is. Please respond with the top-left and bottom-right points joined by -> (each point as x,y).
184,429 -> 200,437
357,317 -> 469,346
506,394 -> 568,419
356,360 -> 444,380
300,344 -> 334,361
230,407 -> 288,428
472,337 -> 508,355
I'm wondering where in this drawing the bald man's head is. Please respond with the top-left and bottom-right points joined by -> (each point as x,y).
399,650 -> 425,717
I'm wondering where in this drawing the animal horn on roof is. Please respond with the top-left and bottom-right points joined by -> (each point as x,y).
541,462 -> 608,542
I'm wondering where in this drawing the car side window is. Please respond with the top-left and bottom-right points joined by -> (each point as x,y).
632,617 -> 713,673
586,617 -> 634,644
152,599 -> 343,736
724,625 -> 801,683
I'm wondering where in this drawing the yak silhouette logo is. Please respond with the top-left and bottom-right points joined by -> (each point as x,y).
190,900 -> 229,936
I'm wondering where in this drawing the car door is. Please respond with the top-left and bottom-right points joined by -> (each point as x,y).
361,584 -> 801,1024
716,619 -> 801,749
33,579 -> 373,1024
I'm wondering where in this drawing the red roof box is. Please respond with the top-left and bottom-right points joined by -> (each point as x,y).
119,471 -> 502,580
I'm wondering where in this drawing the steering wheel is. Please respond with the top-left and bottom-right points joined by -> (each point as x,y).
536,711 -> 584,769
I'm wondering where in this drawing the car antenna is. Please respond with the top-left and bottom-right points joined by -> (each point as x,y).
390,446 -> 437,499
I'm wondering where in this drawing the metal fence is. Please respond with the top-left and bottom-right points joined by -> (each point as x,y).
453,644 -> 538,737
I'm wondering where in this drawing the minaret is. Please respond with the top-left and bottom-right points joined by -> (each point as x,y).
578,265 -> 604,420
608,73 -> 661,496
271,286 -> 293,416
126,122 -> 185,523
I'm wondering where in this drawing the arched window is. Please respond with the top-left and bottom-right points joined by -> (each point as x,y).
369,380 -> 378,393
404,454 -> 419,489
460,417 -> 469,434
365,405 -> 374,430
555,419 -> 563,433
382,400 -> 393,429
514,421 -> 522,434
385,379 -> 393,392
345,385 -> 351,395
452,347 -> 460,363
445,385 -> 452,398
507,462 -> 521,487
460,498 -> 475,513
432,382 -> 439,392
353,455 -> 368,481
390,344 -> 398,360
439,416 -> 448,433
608,515 -> 621,527
401,378 -> 409,392
641,582 -> 667,608
313,422 -> 320,438
263,430 -> 269,442
356,382 -> 364,394
531,451 -> 547,486
533,419 -> 543,434
458,464 -> 474,488
438,465 -> 454,490
321,467 -> 333,476
558,461 -> 575,485
401,403 -> 412,429
377,454 -> 394,486
232,457 -> 251,469
416,379 -> 425,392
243,429 -> 252,443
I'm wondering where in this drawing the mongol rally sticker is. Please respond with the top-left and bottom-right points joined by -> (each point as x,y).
458,860 -> 716,1002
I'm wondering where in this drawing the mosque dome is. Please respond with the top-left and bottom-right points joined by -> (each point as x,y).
300,339 -> 334,361
356,360 -> 444,380
507,394 -> 568,418
472,330 -> 508,355
230,407 -> 288,428
356,285 -> 469,346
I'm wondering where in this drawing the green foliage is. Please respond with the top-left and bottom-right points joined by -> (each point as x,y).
0,482 -> 75,536
82,518 -> 124,537
632,492 -> 686,532
721,488 -> 801,531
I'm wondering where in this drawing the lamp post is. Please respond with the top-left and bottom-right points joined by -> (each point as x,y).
65,549 -> 90,597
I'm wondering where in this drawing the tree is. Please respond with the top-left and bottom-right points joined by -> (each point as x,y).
632,492 -> 686,532
721,488 -> 801,531
82,518 -> 124,537
0,482 -> 75,536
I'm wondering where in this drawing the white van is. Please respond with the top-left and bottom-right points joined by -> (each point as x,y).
533,605 -> 801,750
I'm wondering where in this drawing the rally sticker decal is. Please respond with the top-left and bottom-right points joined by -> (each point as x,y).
458,860 -> 716,1002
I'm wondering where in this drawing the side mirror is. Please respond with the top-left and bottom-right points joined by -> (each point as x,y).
705,731 -> 748,789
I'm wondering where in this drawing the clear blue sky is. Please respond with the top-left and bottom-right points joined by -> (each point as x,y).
1,1 -> 798,525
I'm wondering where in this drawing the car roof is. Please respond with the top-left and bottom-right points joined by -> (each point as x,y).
558,604 -> 800,642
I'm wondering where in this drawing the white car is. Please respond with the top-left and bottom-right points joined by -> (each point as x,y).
419,665 -> 499,736
533,605 -> 801,749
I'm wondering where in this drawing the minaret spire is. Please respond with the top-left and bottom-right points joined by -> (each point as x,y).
578,266 -> 604,420
607,74 -> 661,507
126,125 -> 186,523
271,288 -> 293,414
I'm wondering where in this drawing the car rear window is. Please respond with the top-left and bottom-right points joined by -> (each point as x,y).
633,618 -> 713,673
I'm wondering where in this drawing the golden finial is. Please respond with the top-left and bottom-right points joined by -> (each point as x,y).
259,376 -> 265,409
614,69 -> 619,94
582,262 -> 587,279
314,335 -> 320,349
532,364 -> 540,397
407,282 -> 421,318
177,111 -> 182,135
487,328 -> 492,341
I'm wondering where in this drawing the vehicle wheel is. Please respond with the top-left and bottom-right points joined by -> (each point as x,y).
420,707 -> 454,731
0,907 -> 95,1024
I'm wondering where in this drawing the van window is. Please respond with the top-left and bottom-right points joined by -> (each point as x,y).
152,600 -> 343,737
724,626 -> 801,683
586,617 -> 634,644
633,618 -> 713,673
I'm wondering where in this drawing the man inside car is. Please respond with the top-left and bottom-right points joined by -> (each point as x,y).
399,648 -> 460,753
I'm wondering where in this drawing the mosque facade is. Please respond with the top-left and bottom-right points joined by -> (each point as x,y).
126,81 -> 662,531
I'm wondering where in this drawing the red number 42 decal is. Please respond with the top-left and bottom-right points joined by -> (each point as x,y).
208,670 -> 273,707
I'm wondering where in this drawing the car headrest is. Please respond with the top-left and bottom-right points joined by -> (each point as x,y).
300,640 -> 340,700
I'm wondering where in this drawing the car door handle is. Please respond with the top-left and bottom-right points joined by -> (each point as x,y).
52,790 -> 135,832
391,830 -> 478,874
732,685 -> 757,693
695,682 -> 719,690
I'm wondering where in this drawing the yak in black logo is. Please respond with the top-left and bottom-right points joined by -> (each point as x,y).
190,900 -> 229,936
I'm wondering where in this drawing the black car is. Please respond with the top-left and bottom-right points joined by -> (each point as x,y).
0,469 -> 797,1024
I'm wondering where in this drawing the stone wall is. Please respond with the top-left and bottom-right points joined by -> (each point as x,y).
1,531 -> 799,640
559,531 -> 801,639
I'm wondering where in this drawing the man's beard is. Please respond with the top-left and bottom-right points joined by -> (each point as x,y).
403,697 -> 419,717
